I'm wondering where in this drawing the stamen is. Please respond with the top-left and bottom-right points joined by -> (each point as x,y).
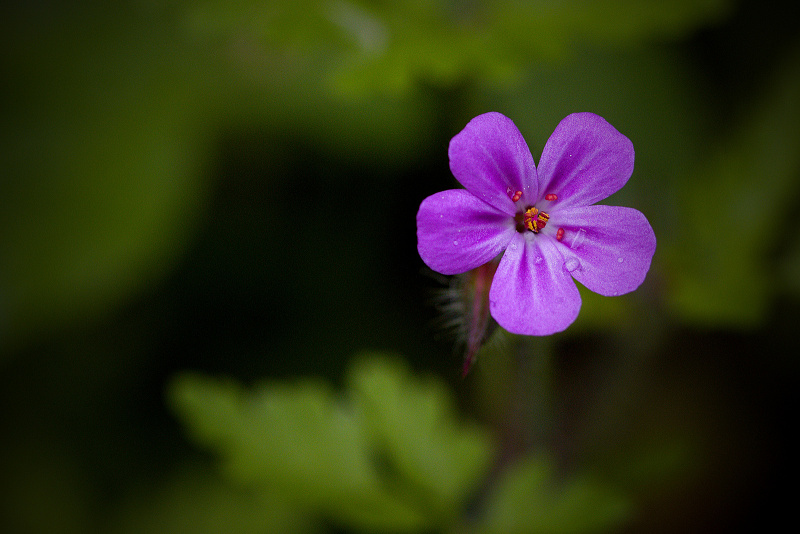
556,228 -> 565,241
536,211 -> 549,230
511,190 -> 523,202
523,207 -> 537,232
545,193 -> 558,201
523,207 -> 550,233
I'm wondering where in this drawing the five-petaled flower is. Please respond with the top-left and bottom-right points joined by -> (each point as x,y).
416,112 -> 656,336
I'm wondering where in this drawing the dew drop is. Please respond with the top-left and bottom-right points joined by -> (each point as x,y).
453,240 -> 459,246
564,258 -> 580,272
534,256 -> 543,265
617,257 -> 624,263
569,228 -> 586,250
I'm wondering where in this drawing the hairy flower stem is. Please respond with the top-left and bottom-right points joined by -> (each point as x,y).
461,261 -> 499,376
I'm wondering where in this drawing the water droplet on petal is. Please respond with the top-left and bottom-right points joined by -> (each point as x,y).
534,255 -> 543,265
564,258 -> 580,272
617,257 -> 624,263
569,228 -> 586,250
453,240 -> 459,246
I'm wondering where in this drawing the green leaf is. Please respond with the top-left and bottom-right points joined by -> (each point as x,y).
109,466 -> 314,534
347,355 -> 494,521
169,372 -> 428,531
479,455 -> 630,534
169,355 -> 494,531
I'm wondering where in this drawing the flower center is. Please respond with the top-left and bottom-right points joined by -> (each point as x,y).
515,206 -> 549,233
509,191 -> 558,234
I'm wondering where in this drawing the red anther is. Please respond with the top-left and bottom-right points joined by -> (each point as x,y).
511,190 -> 523,202
556,228 -> 565,241
545,193 -> 558,201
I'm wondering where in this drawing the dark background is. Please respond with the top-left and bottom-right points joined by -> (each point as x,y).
2,1 -> 797,532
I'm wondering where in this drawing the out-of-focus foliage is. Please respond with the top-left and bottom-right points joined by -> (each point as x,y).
664,44 -> 800,326
0,3 -> 214,349
187,0 -> 732,94
347,356 -> 491,516
110,467 -> 313,534
0,1 -> 435,351
170,354 -> 630,533
170,355 -> 491,531
479,454 -> 629,534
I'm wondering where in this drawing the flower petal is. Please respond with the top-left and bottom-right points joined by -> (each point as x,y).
536,113 -> 634,209
489,233 -> 582,335
448,112 -> 538,214
553,205 -> 656,296
417,189 -> 515,275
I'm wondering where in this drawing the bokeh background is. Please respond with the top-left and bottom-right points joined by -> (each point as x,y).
1,1 -> 797,532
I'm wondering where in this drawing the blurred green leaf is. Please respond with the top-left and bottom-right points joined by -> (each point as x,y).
169,354 -> 493,531
170,373 -> 427,530
664,44 -> 800,326
109,465 -> 314,534
347,355 -> 494,521
185,0 -> 734,96
0,5 -> 214,350
478,455 -> 630,534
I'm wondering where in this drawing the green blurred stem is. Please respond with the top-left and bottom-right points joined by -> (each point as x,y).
499,334 -> 554,466
462,333 -> 554,527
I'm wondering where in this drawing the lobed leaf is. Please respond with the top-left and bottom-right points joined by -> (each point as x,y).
478,455 -> 630,534
169,354 -> 494,531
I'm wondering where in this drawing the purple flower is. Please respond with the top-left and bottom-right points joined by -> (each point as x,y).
417,112 -> 656,336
